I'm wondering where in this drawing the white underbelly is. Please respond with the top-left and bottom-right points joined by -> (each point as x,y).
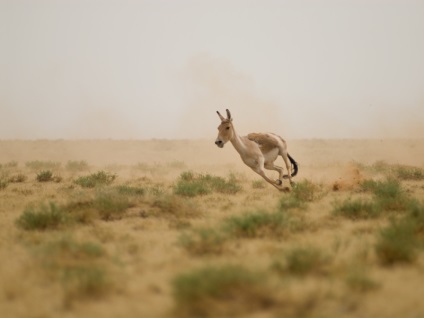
263,148 -> 279,163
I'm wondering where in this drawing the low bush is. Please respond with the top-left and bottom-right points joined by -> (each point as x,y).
174,171 -> 242,197
116,185 -> 145,196
74,171 -> 116,188
375,219 -> 418,266
224,210 -> 303,239
8,173 -> 27,183
172,265 -> 275,317
333,198 -> 380,220
36,170 -> 53,182
93,190 -> 133,221
16,202 -> 70,231
273,246 -> 332,277
291,179 -> 320,202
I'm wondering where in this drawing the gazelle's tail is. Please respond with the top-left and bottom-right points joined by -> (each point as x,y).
283,154 -> 298,179
288,154 -> 298,177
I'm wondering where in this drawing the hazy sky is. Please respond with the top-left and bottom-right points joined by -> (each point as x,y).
1,0 -> 423,139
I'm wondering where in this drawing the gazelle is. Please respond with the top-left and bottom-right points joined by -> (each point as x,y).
215,109 -> 298,191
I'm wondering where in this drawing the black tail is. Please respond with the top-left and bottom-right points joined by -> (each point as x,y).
287,154 -> 298,177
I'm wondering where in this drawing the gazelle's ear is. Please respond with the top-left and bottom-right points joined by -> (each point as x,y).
216,111 -> 225,121
226,109 -> 232,121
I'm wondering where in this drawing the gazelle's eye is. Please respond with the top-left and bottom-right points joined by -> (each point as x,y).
226,127 -> 230,130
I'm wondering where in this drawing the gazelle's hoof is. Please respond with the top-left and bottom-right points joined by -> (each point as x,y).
276,179 -> 282,186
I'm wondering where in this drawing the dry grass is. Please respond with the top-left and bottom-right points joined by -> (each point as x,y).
1,139 -> 424,318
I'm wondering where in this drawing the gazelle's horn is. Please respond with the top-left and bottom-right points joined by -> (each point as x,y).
216,111 -> 225,121
226,109 -> 232,120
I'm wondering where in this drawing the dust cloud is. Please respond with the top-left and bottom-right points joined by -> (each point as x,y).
178,54 -> 285,139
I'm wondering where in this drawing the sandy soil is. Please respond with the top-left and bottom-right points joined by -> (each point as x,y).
0,139 -> 423,318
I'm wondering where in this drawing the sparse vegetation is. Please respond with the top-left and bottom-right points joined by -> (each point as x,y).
273,246 -> 332,277
151,194 -> 200,218
115,185 -> 146,196
172,265 -> 276,317
252,179 -> 266,189
26,160 -> 61,170
223,210 -> 304,239
66,160 -> 89,172
2,140 -> 424,317
375,218 -> 418,266
178,227 -> 227,256
278,179 -> 322,211
74,171 -> 116,188
345,266 -> 379,292
8,173 -> 27,183
366,161 -> 424,180
36,170 -> 53,182
16,202 -> 70,231
93,190 -> 133,221
333,198 -> 380,220
0,179 -> 8,190
39,237 -> 113,307
174,171 -> 242,197
291,179 -> 321,202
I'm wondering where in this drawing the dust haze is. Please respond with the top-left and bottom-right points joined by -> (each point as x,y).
0,0 -> 423,140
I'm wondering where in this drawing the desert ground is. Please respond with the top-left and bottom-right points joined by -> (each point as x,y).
1,139 -> 424,318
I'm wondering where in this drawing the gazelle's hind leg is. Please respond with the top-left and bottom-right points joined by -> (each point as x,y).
254,159 -> 288,191
280,151 -> 294,185
264,162 -> 284,185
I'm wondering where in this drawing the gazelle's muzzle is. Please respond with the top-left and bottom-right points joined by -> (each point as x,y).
215,139 -> 224,148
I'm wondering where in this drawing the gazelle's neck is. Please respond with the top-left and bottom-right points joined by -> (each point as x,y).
229,127 -> 248,156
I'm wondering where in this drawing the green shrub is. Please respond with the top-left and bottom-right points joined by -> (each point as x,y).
172,265 -> 274,317
224,210 -> 302,239
375,219 -> 418,266
36,170 -> 53,182
360,178 -> 411,212
74,171 -> 116,188
333,198 -> 381,220
16,202 -> 70,231
292,179 -> 320,202
93,190 -> 133,221
273,246 -> 332,277
278,195 -> 306,211
174,171 -> 242,197
395,165 -> 424,180
116,185 -> 145,196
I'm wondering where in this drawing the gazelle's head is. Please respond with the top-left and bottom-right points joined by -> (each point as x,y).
215,109 -> 234,148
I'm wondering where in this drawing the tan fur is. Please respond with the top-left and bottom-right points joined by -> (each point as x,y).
247,133 -> 279,153
215,109 -> 295,191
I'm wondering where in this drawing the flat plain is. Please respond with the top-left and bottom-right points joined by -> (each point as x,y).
1,139 -> 424,318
